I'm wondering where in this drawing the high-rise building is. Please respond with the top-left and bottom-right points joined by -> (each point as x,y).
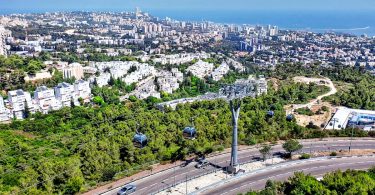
0,26 -> 11,57
0,95 -> 10,122
34,86 -> 60,114
8,89 -> 35,119
55,82 -> 74,107
63,63 -> 84,80
74,80 -> 91,105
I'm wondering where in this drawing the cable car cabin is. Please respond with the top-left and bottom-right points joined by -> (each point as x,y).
267,111 -> 275,118
286,114 -> 294,122
183,127 -> 197,140
133,133 -> 148,148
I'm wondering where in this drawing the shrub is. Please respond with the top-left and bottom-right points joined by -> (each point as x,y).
321,106 -> 329,112
295,107 -> 314,116
299,153 -> 311,159
330,151 -> 337,156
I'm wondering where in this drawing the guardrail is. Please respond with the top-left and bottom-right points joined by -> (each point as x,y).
152,150 -> 375,195
99,145 -> 264,194
97,138 -> 375,194
151,167 -> 223,195
190,154 -> 375,195
151,158 -> 264,195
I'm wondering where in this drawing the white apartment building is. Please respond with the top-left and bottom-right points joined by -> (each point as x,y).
110,65 -> 131,79
171,68 -> 184,82
94,73 -> 111,87
1,81 -> 92,122
0,26 -> 11,57
74,80 -> 91,104
55,82 -> 74,107
8,89 -> 35,120
227,58 -> 245,72
123,64 -> 155,84
157,71 -> 180,94
34,86 -> 60,114
131,77 -> 160,99
63,63 -> 84,79
152,53 -> 210,65
0,96 -> 10,122
211,62 -> 230,81
83,66 -> 98,74
186,60 -> 214,79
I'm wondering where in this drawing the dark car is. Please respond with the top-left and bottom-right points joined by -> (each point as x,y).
117,184 -> 136,195
195,159 -> 209,169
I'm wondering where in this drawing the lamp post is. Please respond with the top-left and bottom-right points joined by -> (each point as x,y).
349,124 -> 354,153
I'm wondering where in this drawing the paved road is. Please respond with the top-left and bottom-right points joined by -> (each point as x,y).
102,138 -> 375,195
198,155 -> 375,195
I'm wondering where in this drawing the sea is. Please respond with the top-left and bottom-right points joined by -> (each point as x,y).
150,10 -> 375,37
1,9 -> 374,36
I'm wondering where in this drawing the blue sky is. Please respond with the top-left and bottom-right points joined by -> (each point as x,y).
1,0 -> 374,13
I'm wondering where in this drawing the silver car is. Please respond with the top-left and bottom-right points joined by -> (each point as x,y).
117,184 -> 136,195
195,159 -> 209,169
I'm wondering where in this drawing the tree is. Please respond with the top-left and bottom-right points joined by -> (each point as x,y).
93,96 -> 105,106
259,145 -> 272,161
70,98 -> 76,108
282,139 -> 302,158
78,97 -> 84,106
24,100 -> 30,119
285,172 -> 330,194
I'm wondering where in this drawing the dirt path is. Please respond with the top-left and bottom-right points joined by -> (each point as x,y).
286,76 -> 337,127
291,76 -> 337,111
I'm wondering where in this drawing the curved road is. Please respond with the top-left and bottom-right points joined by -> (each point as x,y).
198,155 -> 375,195
99,138 -> 375,195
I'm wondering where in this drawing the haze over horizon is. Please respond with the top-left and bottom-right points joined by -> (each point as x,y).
1,0 -> 375,13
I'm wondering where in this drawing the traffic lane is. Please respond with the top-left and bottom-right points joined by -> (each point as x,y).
133,146 -> 374,195
241,160 -> 373,191
105,139 -> 375,195
200,156 -> 375,195
138,166 -> 218,194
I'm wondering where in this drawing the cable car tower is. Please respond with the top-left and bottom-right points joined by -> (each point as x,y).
220,82 -> 256,174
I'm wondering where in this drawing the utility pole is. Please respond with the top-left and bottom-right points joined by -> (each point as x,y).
185,174 -> 188,195
173,165 -> 176,187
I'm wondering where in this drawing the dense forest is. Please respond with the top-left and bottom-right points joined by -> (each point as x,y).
0,80 -> 335,194
244,168 -> 375,195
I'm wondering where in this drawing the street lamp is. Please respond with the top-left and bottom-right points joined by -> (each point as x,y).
220,80 -> 257,174
349,124 -> 355,153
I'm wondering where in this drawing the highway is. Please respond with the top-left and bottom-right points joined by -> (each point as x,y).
98,138 -> 375,195
198,155 -> 375,195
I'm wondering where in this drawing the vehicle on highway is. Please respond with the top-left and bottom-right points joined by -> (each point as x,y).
195,159 -> 210,169
117,184 -> 136,195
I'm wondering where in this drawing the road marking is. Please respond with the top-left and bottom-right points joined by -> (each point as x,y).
193,156 -> 375,195
219,160 -> 375,195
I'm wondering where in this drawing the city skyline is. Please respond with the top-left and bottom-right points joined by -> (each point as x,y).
1,0 -> 375,13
